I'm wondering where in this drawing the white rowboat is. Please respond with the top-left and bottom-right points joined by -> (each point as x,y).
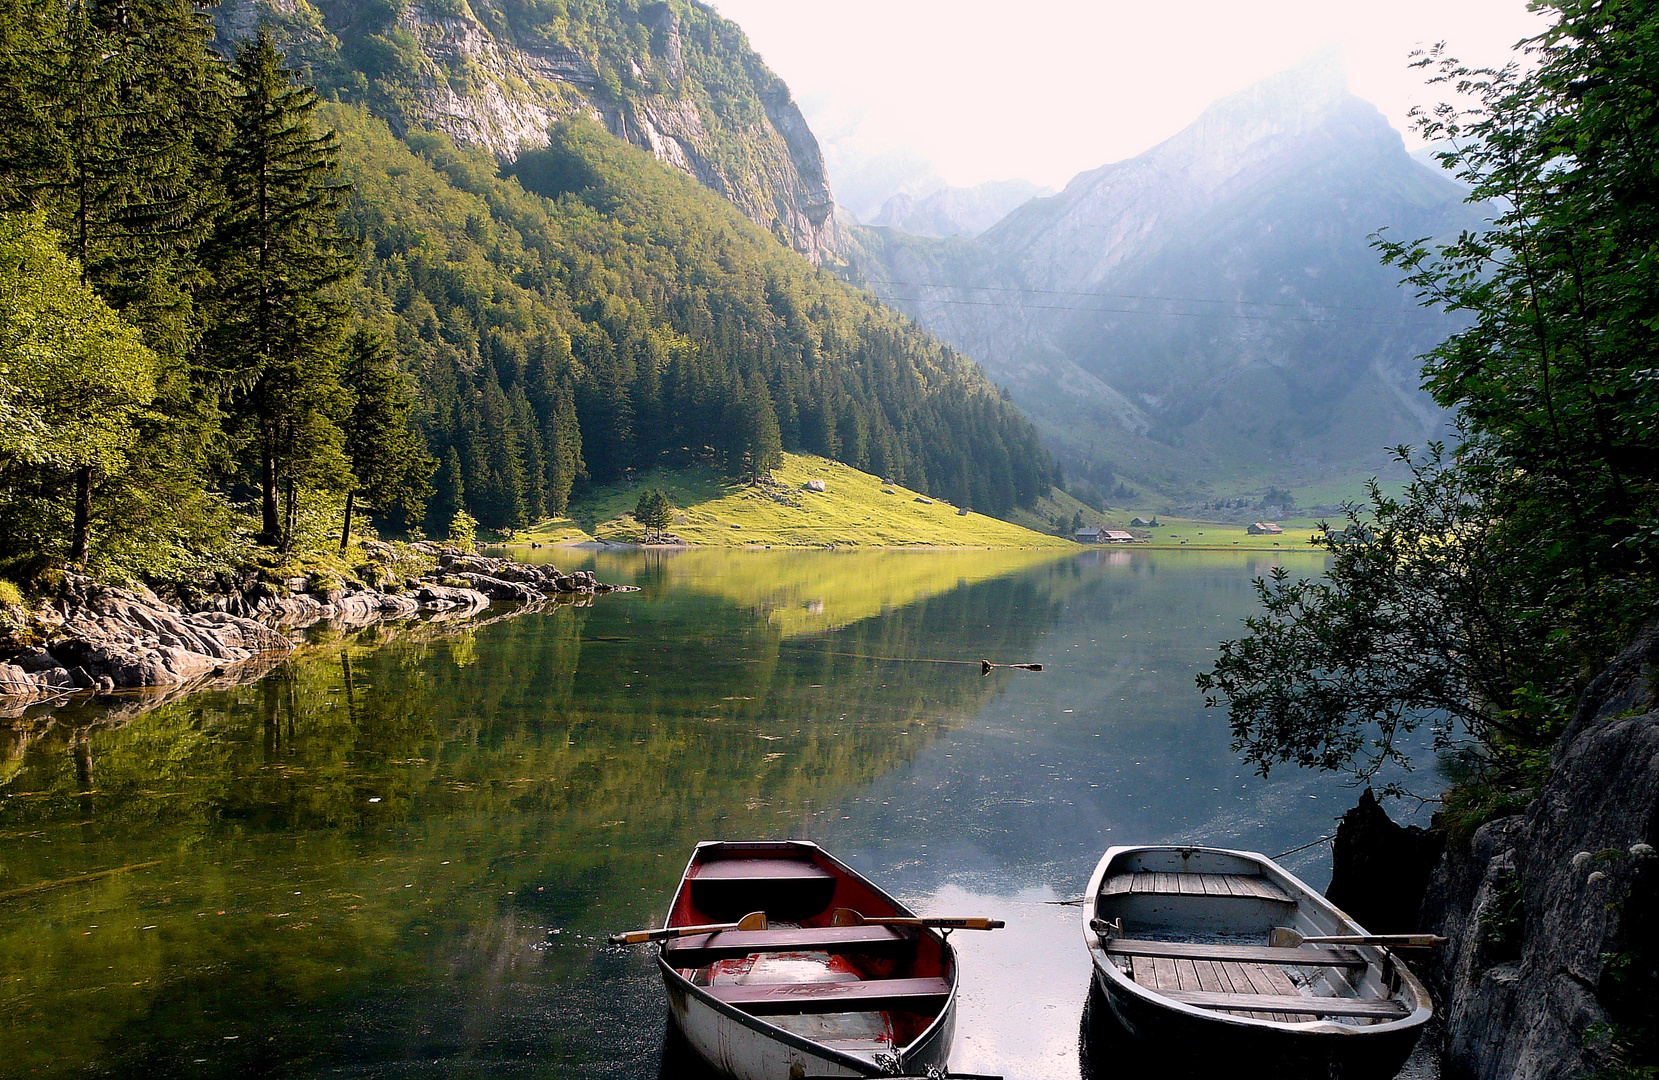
1082,845 -> 1432,1079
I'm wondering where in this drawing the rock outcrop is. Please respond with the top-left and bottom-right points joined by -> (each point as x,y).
1326,787 -> 1445,935
1420,626 -> 1659,1078
0,546 -> 629,700
212,0 -> 838,263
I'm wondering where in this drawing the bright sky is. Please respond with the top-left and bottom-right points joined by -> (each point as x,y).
707,0 -> 1550,189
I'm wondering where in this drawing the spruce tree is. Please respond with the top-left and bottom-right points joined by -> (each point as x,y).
545,386 -> 584,517
0,0 -> 65,213
339,328 -> 434,550
204,29 -> 354,550
431,445 -> 465,535
729,377 -> 782,482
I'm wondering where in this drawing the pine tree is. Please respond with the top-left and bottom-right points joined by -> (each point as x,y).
633,488 -> 673,541
431,445 -> 465,534
730,377 -> 782,482
0,0 -> 225,566
0,0 -> 65,213
339,328 -> 434,550
545,385 -> 584,517
204,29 -> 354,550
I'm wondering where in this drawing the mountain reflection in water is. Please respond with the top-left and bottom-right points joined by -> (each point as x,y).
0,548 -> 1428,1080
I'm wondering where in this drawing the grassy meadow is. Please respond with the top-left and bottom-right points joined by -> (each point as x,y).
513,453 -> 1076,549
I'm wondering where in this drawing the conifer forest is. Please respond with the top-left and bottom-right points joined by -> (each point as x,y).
0,0 -> 1056,577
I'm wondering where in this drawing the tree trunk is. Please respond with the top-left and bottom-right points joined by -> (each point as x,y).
260,444 -> 280,546
69,465 -> 93,567
340,490 -> 354,553
281,475 -> 296,554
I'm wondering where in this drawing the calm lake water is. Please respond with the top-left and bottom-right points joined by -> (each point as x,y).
0,548 -> 1435,1079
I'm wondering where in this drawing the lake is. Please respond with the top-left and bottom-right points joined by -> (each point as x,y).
0,547 -> 1434,1079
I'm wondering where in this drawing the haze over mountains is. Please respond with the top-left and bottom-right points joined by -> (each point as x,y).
842,55 -> 1481,499
224,3 -> 1479,508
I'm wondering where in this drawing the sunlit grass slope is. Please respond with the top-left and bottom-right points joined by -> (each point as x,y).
520,453 -> 1075,548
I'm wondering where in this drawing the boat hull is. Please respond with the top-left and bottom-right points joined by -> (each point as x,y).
664,967 -> 954,1080
1090,963 -> 1420,1080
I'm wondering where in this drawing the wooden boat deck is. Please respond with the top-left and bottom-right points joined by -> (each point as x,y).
664,925 -> 911,967
1100,868 -> 1408,1024
1102,938 -> 1368,969
1099,871 -> 1294,903
1122,952 -> 1403,1022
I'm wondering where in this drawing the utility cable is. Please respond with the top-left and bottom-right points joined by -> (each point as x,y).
870,292 -> 1411,327
863,277 -> 1396,315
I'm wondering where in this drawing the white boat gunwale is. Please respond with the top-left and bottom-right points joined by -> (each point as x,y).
1082,844 -> 1433,1037
659,839 -> 959,1076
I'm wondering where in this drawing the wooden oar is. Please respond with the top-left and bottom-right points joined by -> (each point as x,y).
1269,926 -> 1447,949
608,910 -> 767,945
831,907 -> 1005,931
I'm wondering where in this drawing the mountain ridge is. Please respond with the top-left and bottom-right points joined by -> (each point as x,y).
214,0 -> 838,263
846,57 -> 1482,498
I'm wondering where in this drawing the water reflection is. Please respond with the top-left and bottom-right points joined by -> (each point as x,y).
0,547 -> 1429,1080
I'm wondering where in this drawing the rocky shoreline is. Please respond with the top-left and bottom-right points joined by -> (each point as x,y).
1329,626 -> 1659,1079
0,544 -> 630,701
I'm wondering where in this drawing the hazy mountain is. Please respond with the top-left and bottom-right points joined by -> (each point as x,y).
846,55 -> 1483,496
821,145 -> 945,224
213,0 -> 837,262
871,178 -> 1053,239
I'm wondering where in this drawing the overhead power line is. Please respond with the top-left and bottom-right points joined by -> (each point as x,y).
862,277 -> 1409,320
868,290 -> 1412,328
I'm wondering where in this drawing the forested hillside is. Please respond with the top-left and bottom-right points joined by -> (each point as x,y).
0,0 -> 1054,578
337,108 -> 1057,531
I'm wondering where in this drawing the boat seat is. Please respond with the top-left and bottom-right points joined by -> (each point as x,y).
1099,871 -> 1294,904
663,925 -> 912,967
1161,988 -> 1409,1019
694,859 -> 837,883
706,976 -> 951,1016
1102,938 -> 1368,969
691,858 -> 838,922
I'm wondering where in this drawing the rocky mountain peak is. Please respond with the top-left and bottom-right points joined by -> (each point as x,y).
212,0 -> 838,263
848,56 -> 1481,497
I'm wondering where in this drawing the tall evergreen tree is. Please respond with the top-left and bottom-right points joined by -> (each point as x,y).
729,377 -> 782,482
545,385 -> 584,516
204,29 -> 354,550
431,445 -> 465,536
339,328 -> 434,550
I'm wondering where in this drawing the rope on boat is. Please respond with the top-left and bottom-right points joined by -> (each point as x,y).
1274,833 -> 1338,859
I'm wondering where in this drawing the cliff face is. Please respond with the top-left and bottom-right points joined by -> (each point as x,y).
1420,627 -> 1659,1078
846,54 -> 1481,495
213,0 -> 837,263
